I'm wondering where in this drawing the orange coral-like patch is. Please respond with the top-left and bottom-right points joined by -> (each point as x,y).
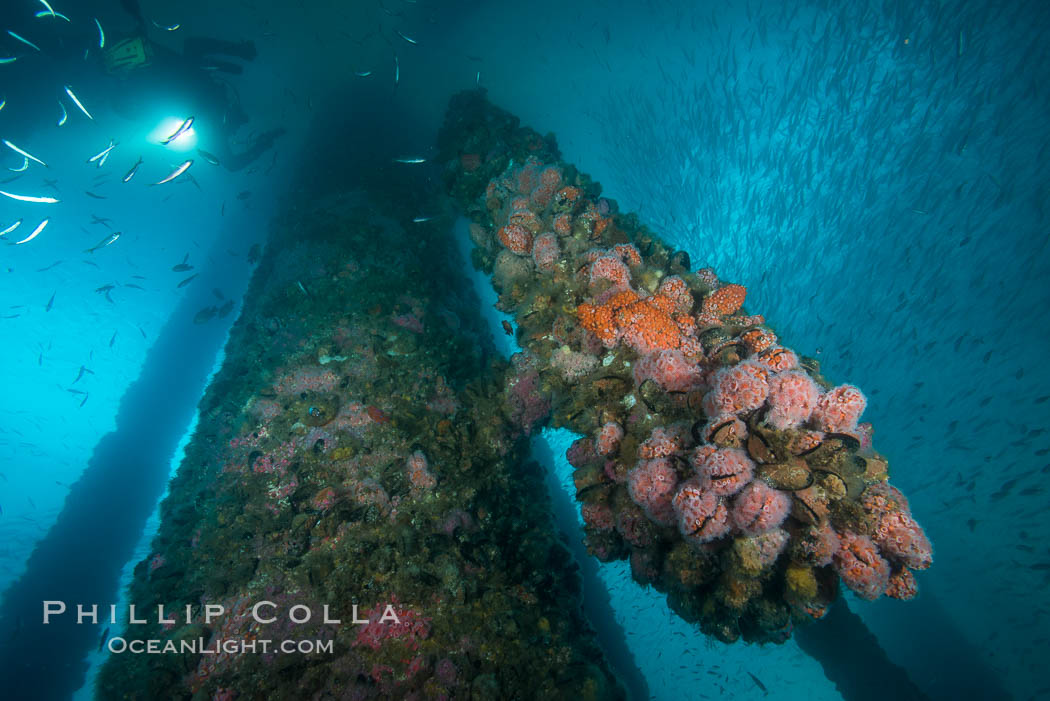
740,327 -> 777,353
555,186 -> 582,209
578,287 -> 688,354
498,224 -> 533,255
702,284 -> 747,316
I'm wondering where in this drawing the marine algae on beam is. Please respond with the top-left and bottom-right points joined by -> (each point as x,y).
97,190 -> 626,700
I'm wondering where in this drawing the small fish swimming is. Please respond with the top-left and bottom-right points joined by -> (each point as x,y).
0,219 -> 21,237
64,85 -> 93,120
354,70 -> 372,77
87,140 -> 117,164
396,30 -> 418,45
394,54 -> 399,86
72,365 -> 93,384
57,100 -> 67,126
15,218 -> 48,244
412,216 -> 435,223
45,292 -> 55,311
122,157 -> 143,183
177,273 -> 198,288
109,331 -> 117,347
217,300 -> 235,318
90,214 -> 112,228
8,157 -> 28,172
84,191 -> 107,199
162,117 -> 194,145
748,672 -> 767,695
393,157 -> 426,164
37,0 -> 57,18
93,18 -> 104,48
0,190 -> 59,203
34,9 -> 70,21
153,160 -> 192,185
196,148 -> 219,165
3,140 -> 47,167
172,263 -> 193,272
7,31 -> 41,52
193,306 -> 218,324
84,232 -> 120,253
151,20 -> 181,31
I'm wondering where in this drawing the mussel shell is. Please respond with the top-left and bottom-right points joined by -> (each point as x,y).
686,389 -> 706,414
790,433 -> 824,456
859,454 -> 889,482
814,470 -> 847,500
842,474 -> 866,500
747,431 -> 776,464
699,327 -> 731,353
593,374 -> 631,398
812,470 -> 865,501
824,432 -> 861,452
691,420 -> 705,446
710,419 -> 745,448
638,378 -> 675,415
636,234 -> 655,257
669,250 -> 691,272
800,355 -> 822,376
711,341 -> 746,366
573,464 -> 609,499
791,486 -> 829,526
758,459 -> 814,491
802,435 -> 858,468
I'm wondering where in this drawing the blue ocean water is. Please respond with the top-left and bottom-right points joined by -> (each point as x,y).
0,0 -> 1047,699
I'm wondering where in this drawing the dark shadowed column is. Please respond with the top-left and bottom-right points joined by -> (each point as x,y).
0,250 -> 251,701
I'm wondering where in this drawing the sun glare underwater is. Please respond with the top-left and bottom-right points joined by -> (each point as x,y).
0,1 -> 1048,700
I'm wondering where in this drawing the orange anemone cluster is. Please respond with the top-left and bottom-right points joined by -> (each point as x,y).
702,284 -> 747,316
578,287 -> 699,355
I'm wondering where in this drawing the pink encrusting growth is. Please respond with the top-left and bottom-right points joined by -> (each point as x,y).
633,349 -> 703,392
595,422 -> 624,456
812,384 -> 867,432
833,532 -> 891,600
588,252 -> 632,287
766,370 -> 821,429
703,361 -> 770,416
694,447 -> 754,497
672,478 -> 731,542
532,232 -> 560,270
405,450 -> 437,491
353,600 -> 433,651
627,458 -> 678,527
731,480 -> 791,534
